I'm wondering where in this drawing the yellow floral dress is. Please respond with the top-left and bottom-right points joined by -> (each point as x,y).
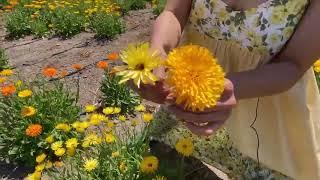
152,0 -> 320,179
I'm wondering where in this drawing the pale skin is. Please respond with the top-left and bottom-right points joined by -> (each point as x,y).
132,0 -> 320,136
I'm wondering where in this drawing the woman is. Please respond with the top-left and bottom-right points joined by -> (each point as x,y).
136,0 -> 320,178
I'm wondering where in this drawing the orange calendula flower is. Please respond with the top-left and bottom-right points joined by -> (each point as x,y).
26,124 -> 43,137
1,84 -> 16,96
96,61 -> 109,70
72,64 -> 83,70
42,67 -> 57,77
60,69 -> 68,78
107,52 -> 119,60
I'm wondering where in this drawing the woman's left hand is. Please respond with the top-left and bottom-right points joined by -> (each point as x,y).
166,79 -> 237,136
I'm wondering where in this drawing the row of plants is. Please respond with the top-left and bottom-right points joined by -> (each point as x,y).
2,0 -> 152,39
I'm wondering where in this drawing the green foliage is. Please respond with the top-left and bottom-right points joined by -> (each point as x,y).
30,18 -> 49,38
152,0 -> 166,16
91,13 -> 123,39
113,0 -> 148,13
100,74 -> 140,116
0,80 -> 80,165
5,7 -> 32,38
0,49 -> 10,71
51,8 -> 86,38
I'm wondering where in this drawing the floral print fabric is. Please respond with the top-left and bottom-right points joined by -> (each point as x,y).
189,0 -> 308,55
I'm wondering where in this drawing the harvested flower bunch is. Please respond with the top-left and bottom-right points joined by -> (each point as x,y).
165,45 -> 225,112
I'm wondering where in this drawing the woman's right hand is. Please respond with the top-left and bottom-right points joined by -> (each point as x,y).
128,66 -> 171,104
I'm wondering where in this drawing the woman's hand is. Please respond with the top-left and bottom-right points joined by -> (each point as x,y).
128,66 -> 170,104
166,79 -> 237,136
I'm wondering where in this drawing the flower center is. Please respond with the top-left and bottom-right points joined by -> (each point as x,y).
147,163 -> 153,167
182,144 -> 187,149
135,63 -> 145,70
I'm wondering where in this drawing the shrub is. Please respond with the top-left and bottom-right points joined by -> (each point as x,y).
51,8 -> 86,38
91,13 -> 124,39
5,7 -> 32,38
30,18 -> 49,38
113,0 -> 148,13
100,73 -> 140,116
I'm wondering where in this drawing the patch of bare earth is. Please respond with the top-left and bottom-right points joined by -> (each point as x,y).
0,9 -> 228,180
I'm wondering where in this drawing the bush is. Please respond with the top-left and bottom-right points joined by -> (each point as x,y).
0,49 -> 10,70
100,73 -> 140,116
30,18 -> 49,38
0,76 -> 80,165
51,8 -> 86,38
91,13 -> 124,39
5,7 -> 32,38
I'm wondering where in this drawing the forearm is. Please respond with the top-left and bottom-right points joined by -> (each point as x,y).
227,61 -> 305,100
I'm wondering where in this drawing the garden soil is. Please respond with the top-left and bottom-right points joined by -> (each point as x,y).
0,9 -> 228,180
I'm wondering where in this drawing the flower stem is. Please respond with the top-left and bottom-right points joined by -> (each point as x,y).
178,156 -> 185,180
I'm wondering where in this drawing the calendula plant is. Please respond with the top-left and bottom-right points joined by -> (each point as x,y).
0,69 -> 80,166
44,103 -> 173,180
91,12 -> 124,39
100,73 -> 140,116
0,48 -> 10,71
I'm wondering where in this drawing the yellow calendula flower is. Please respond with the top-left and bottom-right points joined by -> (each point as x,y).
119,162 -> 127,172
65,138 -> 78,149
142,113 -> 153,123
175,138 -> 194,157
35,163 -> 45,172
111,151 -> 120,158
54,148 -> 66,157
15,80 -> 23,87
82,133 -> 102,147
36,153 -> 47,163
103,107 -> 114,115
313,59 -> 320,73
140,156 -> 159,174
135,104 -> 146,112
85,104 -> 96,113
0,69 -> 13,76
166,45 -> 225,112
45,161 -> 53,169
115,43 -> 162,88
118,115 -> 126,121
113,107 -> 121,114
51,141 -> 63,151
45,135 -> 54,143
55,123 -> 71,132
84,158 -> 98,172
67,148 -> 76,156
131,119 -> 140,127
27,171 -> 41,180
0,77 -> 7,84
21,106 -> 37,117
106,121 -> 114,129
90,113 -> 107,125
18,89 -> 33,98
105,133 -> 116,143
